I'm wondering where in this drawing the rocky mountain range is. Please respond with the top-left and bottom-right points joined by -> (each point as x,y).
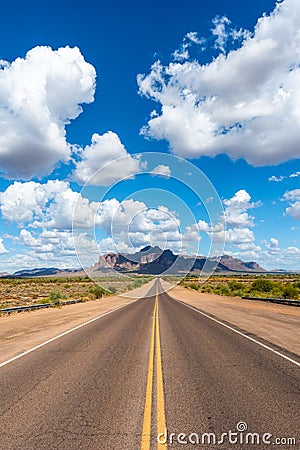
1,246 -> 268,277
90,245 -> 266,275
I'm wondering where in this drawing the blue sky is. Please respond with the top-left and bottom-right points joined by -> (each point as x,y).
0,0 -> 299,272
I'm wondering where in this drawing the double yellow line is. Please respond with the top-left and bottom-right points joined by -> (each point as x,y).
141,288 -> 167,450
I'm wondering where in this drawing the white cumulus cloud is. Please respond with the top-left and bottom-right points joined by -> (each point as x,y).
0,237 -> 8,255
0,180 -> 99,229
0,180 -> 202,266
0,46 -> 96,179
73,131 -> 141,186
226,239 -> 300,270
268,175 -> 285,182
150,164 -> 171,178
290,171 -> 300,178
173,32 -> 206,61
212,16 -> 251,54
138,0 -> 300,166
223,189 -> 260,228
282,189 -> 300,219
196,189 -> 259,247
212,16 -> 232,53
95,199 -> 186,254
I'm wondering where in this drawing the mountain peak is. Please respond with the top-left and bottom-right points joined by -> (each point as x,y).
140,245 -> 151,252
139,245 -> 163,253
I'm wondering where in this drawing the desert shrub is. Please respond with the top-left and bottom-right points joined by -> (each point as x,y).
108,286 -> 117,294
201,285 -> 213,293
37,298 -> 50,304
215,284 -> 230,295
49,290 -> 66,305
189,282 -> 200,291
233,290 -> 246,297
250,278 -> 274,293
270,283 -> 285,298
132,279 -> 143,288
88,285 -> 108,299
228,281 -> 244,291
282,285 -> 299,300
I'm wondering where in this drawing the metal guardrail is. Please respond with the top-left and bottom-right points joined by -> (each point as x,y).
242,296 -> 300,306
0,299 -> 83,314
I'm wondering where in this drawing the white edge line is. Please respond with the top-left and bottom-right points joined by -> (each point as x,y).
0,299 -> 139,369
174,298 -> 300,368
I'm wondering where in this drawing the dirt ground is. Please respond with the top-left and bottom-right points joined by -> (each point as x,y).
1,279 -> 299,366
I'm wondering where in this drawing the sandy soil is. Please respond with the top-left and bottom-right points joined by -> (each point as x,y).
167,283 -> 300,357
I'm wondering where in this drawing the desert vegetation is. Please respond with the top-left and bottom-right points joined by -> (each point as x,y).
0,275 -> 153,310
176,274 -> 300,300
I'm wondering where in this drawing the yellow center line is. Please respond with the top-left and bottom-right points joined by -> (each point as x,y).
140,295 -> 156,450
156,290 -> 167,449
140,283 -> 168,450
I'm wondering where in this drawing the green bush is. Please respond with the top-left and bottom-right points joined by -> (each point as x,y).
250,278 -> 274,293
282,285 -> 299,300
228,281 -> 244,291
234,290 -> 246,298
88,285 -> 108,299
108,286 -> 117,294
37,298 -> 51,304
201,285 -> 213,293
49,290 -> 66,305
215,284 -> 230,295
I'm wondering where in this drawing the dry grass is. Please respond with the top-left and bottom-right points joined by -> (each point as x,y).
0,275 -> 153,309
164,274 -> 300,299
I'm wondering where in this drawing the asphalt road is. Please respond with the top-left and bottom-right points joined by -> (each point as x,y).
0,280 -> 299,449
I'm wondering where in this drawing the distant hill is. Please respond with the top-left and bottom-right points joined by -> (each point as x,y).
4,267 -> 83,278
13,267 -> 62,277
0,272 -> 10,277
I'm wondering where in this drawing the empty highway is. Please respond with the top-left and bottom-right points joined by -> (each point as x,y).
0,280 -> 299,449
